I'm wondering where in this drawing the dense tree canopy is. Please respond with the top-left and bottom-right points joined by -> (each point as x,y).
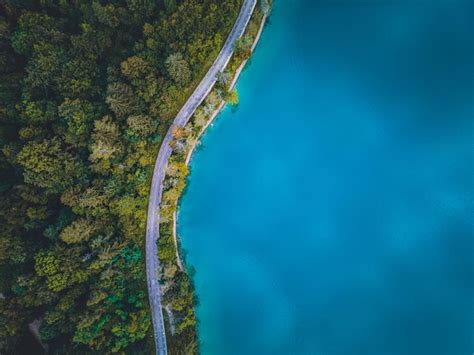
0,0 -> 242,353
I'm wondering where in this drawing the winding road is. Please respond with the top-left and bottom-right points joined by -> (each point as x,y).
145,1 -> 257,354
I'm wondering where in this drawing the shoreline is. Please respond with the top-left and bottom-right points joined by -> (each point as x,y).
144,1 -> 258,352
184,14 -> 268,167
172,14 -> 268,266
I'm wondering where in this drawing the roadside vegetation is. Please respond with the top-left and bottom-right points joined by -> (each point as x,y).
0,0 -> 242,353
158,3 -> 269,352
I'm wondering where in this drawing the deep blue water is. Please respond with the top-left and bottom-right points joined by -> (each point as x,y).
178,1 -> 474,354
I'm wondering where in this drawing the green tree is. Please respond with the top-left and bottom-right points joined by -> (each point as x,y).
59,98 -> 99,148
126,114 -> 157,138
120,56 -> 151,81
92,2 -> 123,28
60,218 -> 97,244
165,53 -> 191,87
89,116 -> 122,164
19,99 -> 57,124
224,89 -> 239,105
25,42 -> 65,89
106,83 -> 143,119
11,12 -> 65,55
17,138 -> 86,193
164,0 -> 177,12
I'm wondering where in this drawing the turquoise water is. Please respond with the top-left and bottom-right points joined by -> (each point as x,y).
178,1 -> 474,354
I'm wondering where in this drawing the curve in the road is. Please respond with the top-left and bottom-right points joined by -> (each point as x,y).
145,1 -> 257,354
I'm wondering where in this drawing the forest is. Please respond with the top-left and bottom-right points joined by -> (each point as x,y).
0,0 -> 242,353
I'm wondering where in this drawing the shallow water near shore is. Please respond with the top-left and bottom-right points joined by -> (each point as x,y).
178,0 -> 474,354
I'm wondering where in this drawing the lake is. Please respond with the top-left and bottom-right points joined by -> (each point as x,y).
178,0 -> 474,354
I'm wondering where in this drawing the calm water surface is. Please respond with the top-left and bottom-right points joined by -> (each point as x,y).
179,1 -> 474,354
